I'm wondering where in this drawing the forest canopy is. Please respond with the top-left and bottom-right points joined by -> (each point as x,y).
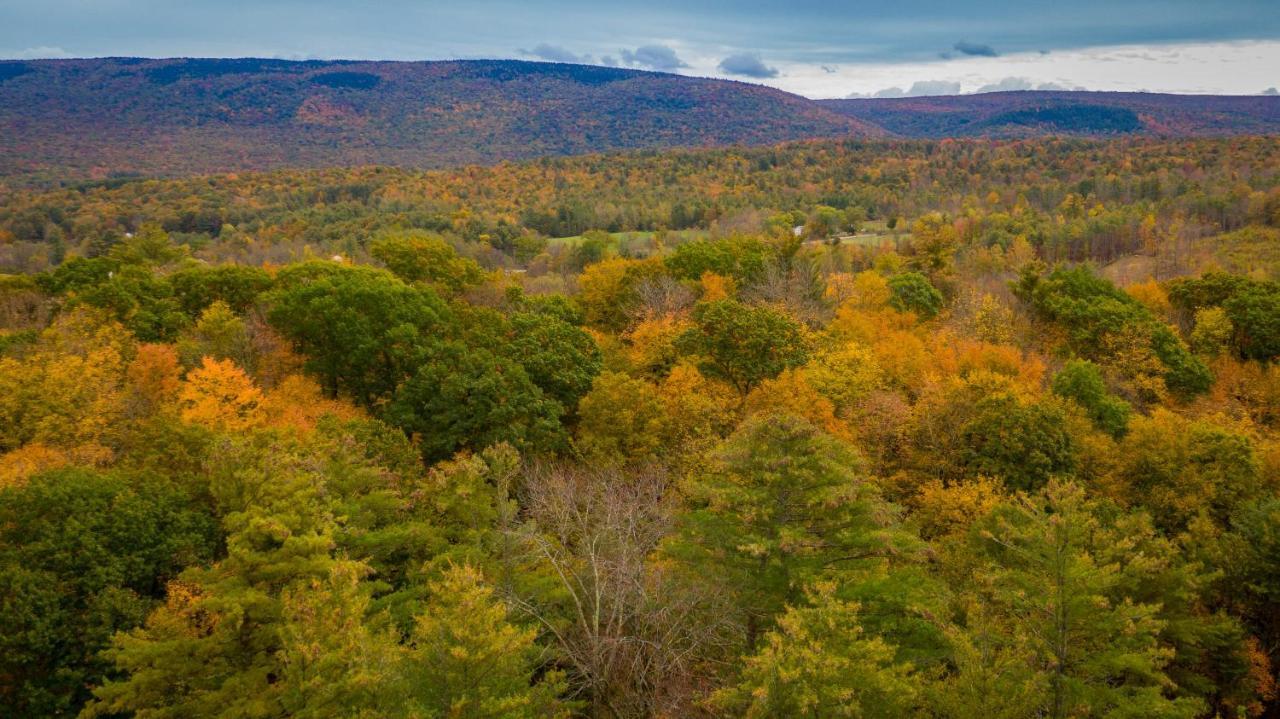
1,135 -> 1279,718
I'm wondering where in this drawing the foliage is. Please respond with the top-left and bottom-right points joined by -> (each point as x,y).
960,392 -> 1076,491
403,565 -> 571,718
576,371 -> 669,463
666,414 -> 916,649
178,356 -> 265,431
675,299 -> 809,395
0,468 -> 218,716
1015,265 -> 1211,397
713,584 -> 920,718
1051,359 -> 1133,437
3,134 -> 1280,717
370,231 -> 486,295
963,481 -> 1204,719
386,342 -> 564,462
887,271 -> 944,319
266,262 -> 449,405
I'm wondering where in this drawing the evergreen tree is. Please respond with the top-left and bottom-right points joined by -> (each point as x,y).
714,583 -> 920,718
962,481 -> 1203,719
402,565 -> 571,719
666,413 -> 917,650
83,435 -> 340,718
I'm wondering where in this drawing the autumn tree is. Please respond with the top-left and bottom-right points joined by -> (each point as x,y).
83,435 -> 341,719
369,231 -> 486,295
675,299 -> 809,396
176,299 -> 255,370
575,371 -> 669,463
178,356 -> 265,431
510,463 -> 729,717
1112,409 -> 1263,531
277,562 -> 406,718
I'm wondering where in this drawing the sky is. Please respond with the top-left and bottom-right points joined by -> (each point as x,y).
2,0 -> 1278,98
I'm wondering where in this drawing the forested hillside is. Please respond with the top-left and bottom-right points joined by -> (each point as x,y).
5,59 -> 1280,183
2,137 -> 1280,717
0,57 -> 878,180
821,91 -> 1280,138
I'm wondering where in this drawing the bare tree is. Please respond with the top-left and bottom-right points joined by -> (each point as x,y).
506,463 -> 736,718
741,258 -> 830,327
629,275 -> 696,323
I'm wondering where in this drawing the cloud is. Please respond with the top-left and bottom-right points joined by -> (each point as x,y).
954,41 -> 998,57
857,79 -> 962,98
976,76 -> 1034,93
619,44 -> 687,71
599,55 -> 618,67
1264,87 -> 1279,95
718,52 -> 778,78
520,43 -> 590,64
904,80 -> 961,96
6,45 -> 72,59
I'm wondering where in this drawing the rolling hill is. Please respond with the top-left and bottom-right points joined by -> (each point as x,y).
0,57 -> 880,179
819,91 -> 1280,138
3,58 -> 1279,181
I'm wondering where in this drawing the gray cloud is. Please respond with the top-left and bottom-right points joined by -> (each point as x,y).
718,52 -> 778,78
976,76 -> 1034,93
905,79 -> 961,96
954,40 -> 998,57
599,55 -> 618,67
520,43 -> 589,63
1034,81 -> 1087,91
857,79 -> 962,98
619,44 -> 687,71
3,0 -> 1279,75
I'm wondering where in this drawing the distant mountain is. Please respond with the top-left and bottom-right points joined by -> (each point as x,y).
0,57 -> 880,179
4,60 -> 1278,181
819,91 -> 1280,138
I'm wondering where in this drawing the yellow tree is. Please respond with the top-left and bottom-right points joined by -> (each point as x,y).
178,357 -> 265,432
0,307 -> 132,457
575,371 -> 669,463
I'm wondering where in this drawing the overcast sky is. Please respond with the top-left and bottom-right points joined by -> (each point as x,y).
3,0 -> 1278,97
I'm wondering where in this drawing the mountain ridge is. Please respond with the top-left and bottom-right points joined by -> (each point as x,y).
0,57 -> 879,179
2,58 -> 1279,181
819,90 -> 1280,137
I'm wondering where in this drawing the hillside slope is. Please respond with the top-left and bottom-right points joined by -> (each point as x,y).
820,91 -> 1280,138
0,57 -> 880,179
